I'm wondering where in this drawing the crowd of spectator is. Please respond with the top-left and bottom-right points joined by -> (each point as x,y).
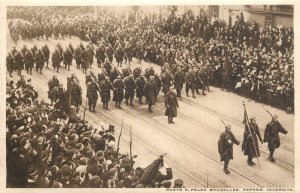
7,7 -> 294,111
6,77 -> 180,188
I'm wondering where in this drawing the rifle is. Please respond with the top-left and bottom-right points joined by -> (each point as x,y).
129,126 -> 133,169
261,106 -> 273,118
243,101 -> 261,169
116,120 -> 123,157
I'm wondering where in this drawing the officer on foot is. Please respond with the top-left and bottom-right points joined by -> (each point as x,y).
263,114 -> 288,162
218,124 -> 240,174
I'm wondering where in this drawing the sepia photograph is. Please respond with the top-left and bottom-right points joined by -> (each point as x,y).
3,3 -> 296,191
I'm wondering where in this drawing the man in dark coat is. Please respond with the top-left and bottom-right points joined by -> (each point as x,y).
74,45 -> 82,69
52,49 -> 61,73
144,76 -> 157,113
115,45 -> 124,67
136,75 -> 146,104
161,70 -> 173,96
86,79 -> 101,112
96,44 -> 105,68
164,86 -> 179,124
242,116 -> 263,166
185,69 -> 196,98
174,67 -> 185,99
24,50 -> 34,75
100,76 -> 114,110
263,114 -> 288,162
7,52 -> 15,77
42,44 -> 50,67
81,48 -> 89,74
63,47 -> 73,71
112,76 -> 124,109
35,49 -> 45,74
218,124 -> 240,174
124,75 -> 137,106
15,51 -> 24,76
86,45 -> 94,68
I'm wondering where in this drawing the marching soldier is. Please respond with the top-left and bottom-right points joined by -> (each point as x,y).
103,58 -> 112,76
263,115 -> 288,162
63,47 -> 73,71
7,52 -> 14,77
136,74 -> 146,104
165,86 -> 179,124
242,116 -> 263,166
81,48 -> 89,74
185,69 -> 196,98
218,124 -> 240,174
96,44 -> 105,68
124,74 -> 137,106
105,45 -> 114,63
133,67 -> 142,79
113,76 -> 124,109
24,50 -> 34,75
86,45 -> 94,68
174,67 -> 185,99
115,45 -> 124,67
98,69 -> 109,85
52,48 -> 61,73
74,45 -> 82,69
161,70 -> 173,96
15,51 -> 23,76
42,44 -> 50,67
100,76 -> 114,110
144,76 -> 157,113
86,78 -> 101,112
110,66 -> 121,83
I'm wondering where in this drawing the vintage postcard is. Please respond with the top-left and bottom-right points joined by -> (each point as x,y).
0,0 -> 298,192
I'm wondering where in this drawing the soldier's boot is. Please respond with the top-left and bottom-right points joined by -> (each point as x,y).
119,102 -> 122,109
170,117 -> 175,124
186,92 -> 189,97
168,116 -> 171,124
269,150 -> 275,162
223,160 -> 230,174
196,89 -> 200,95
130,99 -> 133,106
89,105 -> 92,112
125,100 -> 129,105
106,102 -> 109,110
103,103 -> 106,110
68,66 -> 70,71
202,89 -> 206,95
247,157 -> 254,166
92,105 -> 96,112
30,69 -> 32,75
65,65 -> 67,70
207,85 -> 210,92
192,93 -> 196,98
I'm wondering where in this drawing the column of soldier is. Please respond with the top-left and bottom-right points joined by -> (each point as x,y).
7,6 -> 294,112
7,78 -> 185,188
